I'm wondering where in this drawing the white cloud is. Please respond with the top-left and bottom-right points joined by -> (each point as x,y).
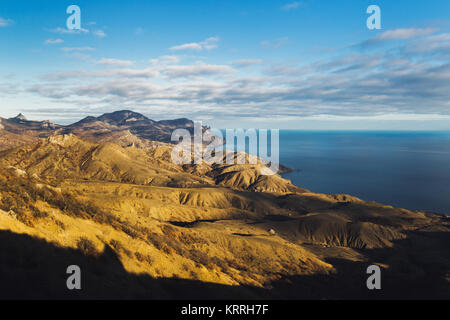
44,39 -> 64,45
43,60 -> 234,80
171,43 -> 203,51
22,31 -> 450,125
375,28 -> 437,40
164,62 -> 235,78
43,68 -> 159,81
49,26 -> 105,38
50,27 -> 89,34
0,17 -> 14,27
93,30 -> 107,38
281,2 -> 300,11
170,37 -> 219,51
66,52 -> 94,62
361,28 -> 439,47
61,47 -> 95,52
232,59 -> 264,67
149,55 -> 180,65
402,33 -> 450,55
300,113 -> 450,121
96,58 -> 134,67
261,37 -> 289,49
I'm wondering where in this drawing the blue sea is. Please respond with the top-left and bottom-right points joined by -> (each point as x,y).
277,131 -> 450,214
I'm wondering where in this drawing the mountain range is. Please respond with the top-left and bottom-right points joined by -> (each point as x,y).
0,111 -> 448,299
0,110 -> 203,151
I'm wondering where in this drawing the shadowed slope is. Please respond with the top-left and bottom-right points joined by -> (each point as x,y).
0,228 -> 448,299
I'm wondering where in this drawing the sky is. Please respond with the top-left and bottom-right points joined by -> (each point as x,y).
1,0 -> 450,129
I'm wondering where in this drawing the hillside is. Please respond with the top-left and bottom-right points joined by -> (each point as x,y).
0,114 -> 448,299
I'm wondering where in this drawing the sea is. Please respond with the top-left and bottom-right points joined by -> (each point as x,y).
277,131 -> 450,214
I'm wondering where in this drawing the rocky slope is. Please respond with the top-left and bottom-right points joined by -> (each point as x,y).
0,113 -> 448,299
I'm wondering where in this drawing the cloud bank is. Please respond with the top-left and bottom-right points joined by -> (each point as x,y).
4,28 -> 450,126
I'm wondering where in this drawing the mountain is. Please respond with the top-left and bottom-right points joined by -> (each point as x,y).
64,110 -> 201,146
6,113 -> 59,130
97,110 -> 151,125
0,115 -> 60,151
13,113 -> 27,121
0,110 -> 205,151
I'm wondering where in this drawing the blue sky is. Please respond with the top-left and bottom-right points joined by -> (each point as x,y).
1,0 -> 450,129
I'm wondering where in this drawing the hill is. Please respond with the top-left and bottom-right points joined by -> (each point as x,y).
0,113 -> 448,299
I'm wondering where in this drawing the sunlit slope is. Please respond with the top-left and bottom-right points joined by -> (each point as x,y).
0,166 -> 332,288
0,134 -> 448,298
0,134 -> 298,192
0,134 -> 443,251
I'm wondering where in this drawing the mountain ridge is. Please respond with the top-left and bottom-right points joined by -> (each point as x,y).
0,110 -> 204,151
